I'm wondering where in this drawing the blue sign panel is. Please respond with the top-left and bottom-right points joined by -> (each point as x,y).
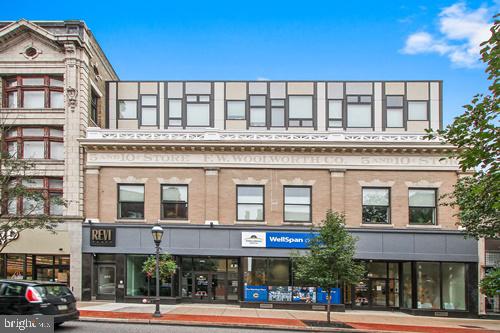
266,232 -> 318,249
316,287 -> 341,304
244,286 -> 268,302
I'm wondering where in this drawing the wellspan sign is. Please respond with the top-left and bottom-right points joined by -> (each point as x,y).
241,231 -> 319,248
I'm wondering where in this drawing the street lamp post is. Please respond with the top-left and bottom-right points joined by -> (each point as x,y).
151,224 -> 164,318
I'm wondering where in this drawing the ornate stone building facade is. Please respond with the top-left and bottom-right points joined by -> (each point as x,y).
0,20 -> 117,298
0,20 -> 489,317
80,80 -> 479,317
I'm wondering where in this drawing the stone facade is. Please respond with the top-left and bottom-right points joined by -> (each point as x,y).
0,20 -> 118,298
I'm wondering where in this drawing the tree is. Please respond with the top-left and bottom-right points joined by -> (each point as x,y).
141,254 -> 177,282
292,211 -> 364,324
0,117 -> 66,253
426,16 -> 499,239
480,267 -> 500,298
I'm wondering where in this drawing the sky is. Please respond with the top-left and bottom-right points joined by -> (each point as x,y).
2,0 -> 498,125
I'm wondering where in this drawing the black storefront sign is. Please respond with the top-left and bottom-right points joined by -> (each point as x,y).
90,227 -> 116,247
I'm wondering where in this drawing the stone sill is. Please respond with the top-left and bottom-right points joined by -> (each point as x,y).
0,108 -> 65,112
158,219 -> 190,224
235,221 -> 268,225
282,222 -> 313,226
406,224 -> 442,229
360,223 -> 394,228
115,219 -> 147,223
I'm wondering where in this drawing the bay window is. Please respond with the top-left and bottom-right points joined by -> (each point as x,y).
3,75 -> 64,109
4,127 -> 64,160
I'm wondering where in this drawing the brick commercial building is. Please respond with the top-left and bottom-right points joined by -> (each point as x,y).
0,20 -> 495,317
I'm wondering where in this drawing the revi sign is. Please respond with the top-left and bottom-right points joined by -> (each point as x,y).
241,231 -> 318,249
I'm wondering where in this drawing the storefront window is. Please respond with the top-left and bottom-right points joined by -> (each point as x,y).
25,256 -> 33,280
243,257 -> 267,285
268,258 -> 290,286
0,255 -> 4,278
126,255 -> 172,297
402,262 -> 412,308
7,255 -> 25,279
417,262 -> 440,309
366,262 -> 386,278
442,263 -> 466,310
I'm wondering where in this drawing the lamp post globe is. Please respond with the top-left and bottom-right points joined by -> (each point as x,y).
151,224 -> 164,317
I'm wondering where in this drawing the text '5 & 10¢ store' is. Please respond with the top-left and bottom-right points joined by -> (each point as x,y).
81,224 -> 478,317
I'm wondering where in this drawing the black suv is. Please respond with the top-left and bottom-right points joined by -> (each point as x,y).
0,280 -> 79,326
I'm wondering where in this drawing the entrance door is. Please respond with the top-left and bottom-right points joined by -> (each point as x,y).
370,279 -> 387,307
97,265 -> 115,300
191,272 -> 228,302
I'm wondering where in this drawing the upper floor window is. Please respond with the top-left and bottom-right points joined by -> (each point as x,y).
5,127 -> 63,160
118,184 -> 144,219
140,95 -> 158,126
5,177 -> 63,216
271,99 -> 285,127
409,189 -> 437,225
4,75 -> 64,109
408,101 -> 428,121
167,99 -> 182,127
237,185 -> 264,221
288,96 -> 313,127
226,101 -> 246,120
249,95 -> 266,127
161,185 -> 188,220
118,100 -> 137,119
283,186 -> 311,223
386,96 -> 404,128
90,90 -> 99,125
362,188 -> 390,224
186,95 -> 210,127
347,95 -> 372,128
328,99 -> 343,128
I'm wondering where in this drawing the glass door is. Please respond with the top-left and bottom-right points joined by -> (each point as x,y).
370,279 -> 387,307
97,265 -> 116,300
211,272 -> 227,302
193,273 -> 209,301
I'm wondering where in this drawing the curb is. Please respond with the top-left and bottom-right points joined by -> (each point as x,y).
78,316 -> 407,333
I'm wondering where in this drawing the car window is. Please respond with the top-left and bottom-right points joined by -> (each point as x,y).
34,285 -> 72,298
3,283 -> 23,296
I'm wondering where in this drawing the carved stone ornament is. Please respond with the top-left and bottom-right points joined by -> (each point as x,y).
157,177 -> 191,184
232,177 -> 268,185
21,44 -> 41,60
113,176 -> 148,183
280,178 -> 316,186
66,87 -> 78,111
358,179 -> 395,187
405,180 -> 442,188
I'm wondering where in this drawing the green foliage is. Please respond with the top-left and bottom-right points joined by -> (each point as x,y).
0,121 -> 67,253
292,211 -> 364,323
293,210 -> 364,290
426,16 -> 499,239
480,267 -> 500,298
141,254 -> 177,280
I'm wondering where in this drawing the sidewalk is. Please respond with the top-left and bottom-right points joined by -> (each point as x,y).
77,302 -> 500,333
